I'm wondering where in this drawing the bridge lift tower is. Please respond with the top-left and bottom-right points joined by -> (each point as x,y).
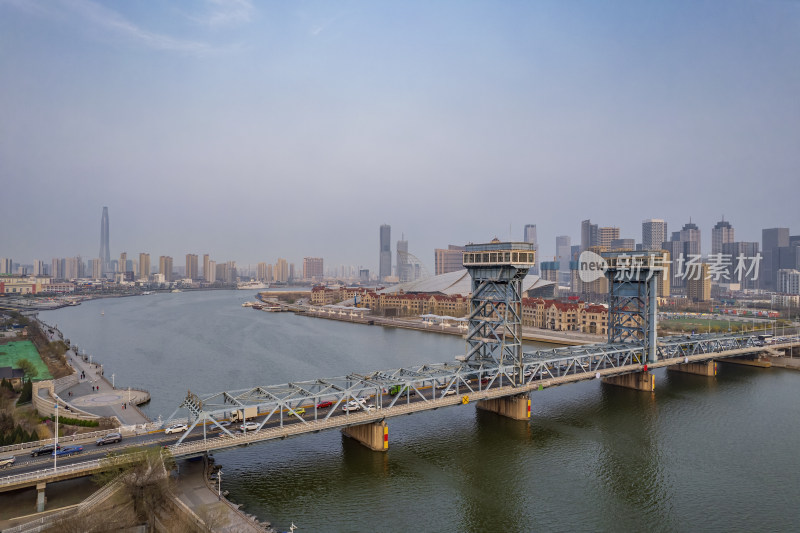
603,251 -> 669,365
462,239 -> 536,382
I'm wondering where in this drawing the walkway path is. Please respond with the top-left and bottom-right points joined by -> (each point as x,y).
42,323 -> 150,426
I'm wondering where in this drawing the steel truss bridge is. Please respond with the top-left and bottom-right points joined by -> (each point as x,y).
1,333 -> 796,492
160,332 -> 793,453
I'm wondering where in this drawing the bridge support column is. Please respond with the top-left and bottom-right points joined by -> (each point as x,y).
342,420 -> 388,452
476,394 -> 530,420
602,371 -> 654,392
669,360 -> 716,376
36,483 -> 46,513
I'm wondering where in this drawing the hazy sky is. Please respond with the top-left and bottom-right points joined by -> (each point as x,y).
2,0 -> 798,273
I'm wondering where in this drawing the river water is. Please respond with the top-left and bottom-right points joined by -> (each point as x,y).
41,290 -> 800,532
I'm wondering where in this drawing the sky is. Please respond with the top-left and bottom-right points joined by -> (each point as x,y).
1,0 -> 799,273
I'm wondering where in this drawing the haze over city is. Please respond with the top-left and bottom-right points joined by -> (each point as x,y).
1,0 -> 798,270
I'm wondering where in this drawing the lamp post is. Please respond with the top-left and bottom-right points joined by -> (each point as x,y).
111,373 -> 115,388
218,468 -> 222,501
54,404 -> 58,474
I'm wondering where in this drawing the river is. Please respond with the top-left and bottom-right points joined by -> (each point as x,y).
40,290 -> 800,532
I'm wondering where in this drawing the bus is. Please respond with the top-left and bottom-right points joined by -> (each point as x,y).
757,334 -> 774,345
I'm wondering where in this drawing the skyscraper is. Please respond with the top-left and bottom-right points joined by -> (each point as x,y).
711,218 -> 734,254
379,224 -> 392,281
642,219 -> 667,251
597,226 -> 620,251
396,237 -> 409,282
0,258 -> 12,275
159,256 -> 173,283
99,207 -> 110,275
186,254 -> 199,280
303,257 -> 323,280
580,220 -> 598,251
434,245 -> 465,275
139,253 -> 150,281
556,236 -> 571,273
275,258 -> 289,283
523,224 -> 539,274
118,252 -> 127,273
761,228 -> 790,291
679,221 -> 702,256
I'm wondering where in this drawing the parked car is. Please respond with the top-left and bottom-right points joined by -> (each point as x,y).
239,421 -> 259,432
316,401 -> 334,409
31,444 -> 60,457
164,423 -> 188,435
96,432 -> 122,446
53,445 -> 83,457
0,455 -> 15,468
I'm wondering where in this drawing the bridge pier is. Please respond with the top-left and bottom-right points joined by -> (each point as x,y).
476,394 -> 530,420
669,360 -> 716,376
342,420 -> 388,452
602,371 -> 654,392
36,483 -> 46,513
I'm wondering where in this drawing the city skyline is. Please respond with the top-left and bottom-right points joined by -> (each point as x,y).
1,1 -> 798,270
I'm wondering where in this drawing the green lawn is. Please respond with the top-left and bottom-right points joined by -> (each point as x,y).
0,340 -> 53,380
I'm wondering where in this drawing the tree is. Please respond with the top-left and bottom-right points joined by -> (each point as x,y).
16,358 -> 38,381
94,446 -> 175,530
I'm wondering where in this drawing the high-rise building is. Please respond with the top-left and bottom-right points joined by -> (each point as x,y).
610,238 -> 635,251
434,245 -> 465,275
597,227 -> 620,251
207,261 -> 216,283
0,258 -> 12,274
580,220 -> 598,251
540,261 -> 559,284
379,224 -> 392,281
159,256 -> 173,283
32,260 -> 45,276
275,258 -> 289,283
686,263 -> 711,302
523,224 -> 539,274
396,238 -> 414,282
266,264 -> 273,282
761,228 -> 790,292
99,206 -> 110,275
711,218 -> 735,254
778,269 -> 800,295
202,254 -> 210,282
89,258 -> 102,279
303,257 -> 324,280
556,236 -> 571,273
257,262 -> 268,281
51,258 -> 64,280
138,253 -> 151,281
721,242 -> 759,290
64,257 -> 84,279
118,252 -> 127,273
662,240 -> 685,289
289,263 -> 296,282
642,219 -> 667,251
679,221 -> 702,256
185,254 -> 199,280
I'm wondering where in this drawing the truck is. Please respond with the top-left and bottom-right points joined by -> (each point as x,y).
230,406 -> 258,423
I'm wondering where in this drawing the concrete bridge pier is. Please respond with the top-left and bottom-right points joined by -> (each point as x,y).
36,483 -> 46,513
602,371 -> 655,392
342,420 -> 388,451
669,360 -> 717,377
476,394 -> 530,420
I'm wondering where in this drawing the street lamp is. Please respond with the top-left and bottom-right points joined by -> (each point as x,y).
54,404 -> 58,473
218,468 -> 222,501
111,373 -> 115,388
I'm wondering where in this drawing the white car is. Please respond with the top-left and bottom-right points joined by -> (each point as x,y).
441,389 -> 456,396
164,423 -> 188,435
342,401 -> 362,412
239,421 -> 259,432
0,455 -> 15,469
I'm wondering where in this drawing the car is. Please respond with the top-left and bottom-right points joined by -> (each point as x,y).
441,389 -> 456,396
291,407 -> 306,417
0,455 -> 15,469
239,421 -> 259,432
215,420 -> 232,428
342,401 -> 362,412
53,445 -> 83,457
165,423 -> 188,435
96,432 -> 122,446
31,444 -> 60,457
316,401 -> 333,409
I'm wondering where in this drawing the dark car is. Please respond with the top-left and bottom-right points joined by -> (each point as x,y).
53,445 -> 83,457
96,432 -> 122,446
31,444 -> 60,457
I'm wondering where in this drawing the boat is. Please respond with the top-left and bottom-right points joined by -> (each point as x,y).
237,280 -> 269,290
101,310 -> 104,316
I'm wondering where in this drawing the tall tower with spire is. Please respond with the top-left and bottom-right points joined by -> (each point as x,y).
100,206 -> 110,275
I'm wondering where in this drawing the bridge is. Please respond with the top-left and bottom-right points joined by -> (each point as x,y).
2,242 -> 797,506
